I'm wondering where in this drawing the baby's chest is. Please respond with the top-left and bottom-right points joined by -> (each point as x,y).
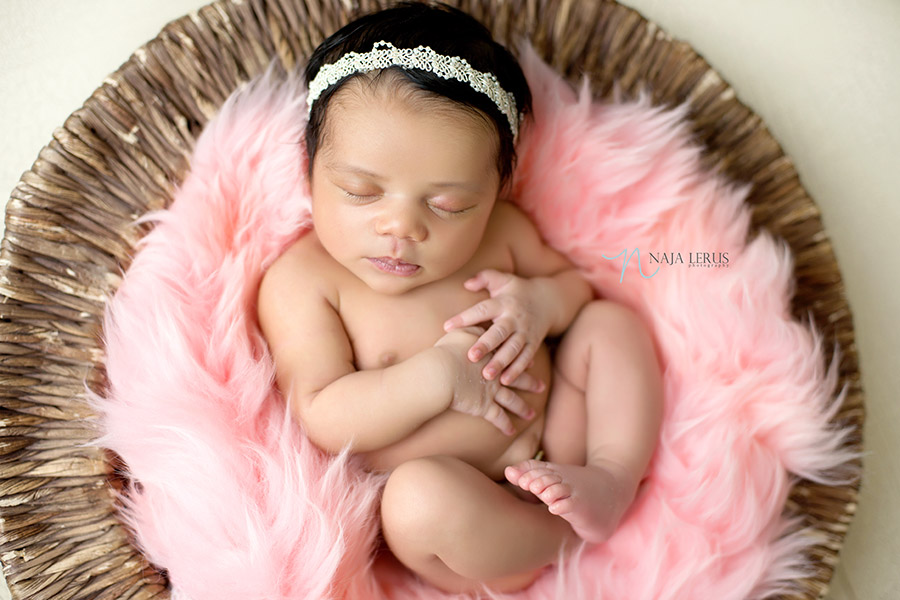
338,279 -> 488,370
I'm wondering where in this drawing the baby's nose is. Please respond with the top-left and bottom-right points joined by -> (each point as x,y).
375,210 -> 427,242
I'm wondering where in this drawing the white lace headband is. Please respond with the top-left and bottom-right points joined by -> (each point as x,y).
306,40 -> 520,141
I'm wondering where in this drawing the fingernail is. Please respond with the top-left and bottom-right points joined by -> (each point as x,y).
485,367 -> 496,378
471,348 -> 482,360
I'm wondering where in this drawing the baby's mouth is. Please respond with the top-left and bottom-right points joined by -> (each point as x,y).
368,256 -> 421,276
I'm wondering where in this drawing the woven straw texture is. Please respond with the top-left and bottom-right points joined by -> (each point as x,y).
0,1 -> 863,599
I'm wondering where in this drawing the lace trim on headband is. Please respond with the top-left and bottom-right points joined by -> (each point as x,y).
307,40 -> 520,140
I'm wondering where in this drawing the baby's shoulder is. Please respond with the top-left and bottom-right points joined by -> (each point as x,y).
258,230 -> 338,308
488,200 -> 537,231
275,229 -> 329,267
485,200 -> 540,248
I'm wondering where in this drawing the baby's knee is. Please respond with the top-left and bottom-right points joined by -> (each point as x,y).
573,300 -> 638,331
381,456 -> 463,547
570,301 -> 651,349
555,300 -> 653,371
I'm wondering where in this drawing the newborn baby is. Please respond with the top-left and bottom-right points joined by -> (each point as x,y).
257,2 -> 662,595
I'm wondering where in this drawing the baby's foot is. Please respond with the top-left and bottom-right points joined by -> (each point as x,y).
504,459 -> 635,544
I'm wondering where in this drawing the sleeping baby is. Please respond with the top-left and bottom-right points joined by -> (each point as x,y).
257,2 -> 663,595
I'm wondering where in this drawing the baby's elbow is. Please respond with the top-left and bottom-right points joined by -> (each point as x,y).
290,391 -> 349,455
305,429 -> 349,456
299,417 -> 352,456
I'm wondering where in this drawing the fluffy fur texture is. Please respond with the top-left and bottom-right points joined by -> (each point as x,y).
85,41 -> 858,600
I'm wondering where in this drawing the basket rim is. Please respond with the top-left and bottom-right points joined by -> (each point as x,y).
0,1 -> 864,599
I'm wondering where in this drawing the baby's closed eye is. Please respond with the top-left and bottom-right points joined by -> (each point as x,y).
341,189 -> 380,201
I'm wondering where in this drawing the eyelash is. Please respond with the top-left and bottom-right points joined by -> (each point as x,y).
342,190 -> 376,201
341,190 -> 471,215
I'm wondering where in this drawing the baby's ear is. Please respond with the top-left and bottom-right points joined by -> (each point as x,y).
301,175 -> 312,197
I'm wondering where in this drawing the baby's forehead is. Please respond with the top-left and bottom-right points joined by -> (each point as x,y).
326,71 -> 495,133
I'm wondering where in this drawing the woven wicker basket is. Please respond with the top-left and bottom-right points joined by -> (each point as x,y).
0,1 -> 863,598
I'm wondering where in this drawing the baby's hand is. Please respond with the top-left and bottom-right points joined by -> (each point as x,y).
443,269 -> 555,386
434,326 -> 541,436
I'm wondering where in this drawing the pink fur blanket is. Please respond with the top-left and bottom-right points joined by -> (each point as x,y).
86,42 -> 857,600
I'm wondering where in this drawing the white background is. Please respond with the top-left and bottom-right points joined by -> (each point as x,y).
2,1 -> 898,599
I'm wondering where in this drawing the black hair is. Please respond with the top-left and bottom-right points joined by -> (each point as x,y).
303,1 -> 532,194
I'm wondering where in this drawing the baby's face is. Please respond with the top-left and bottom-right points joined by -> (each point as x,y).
309,86 -> 501,296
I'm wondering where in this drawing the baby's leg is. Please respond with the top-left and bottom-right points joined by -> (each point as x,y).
505,300 -> 663,543
380,455 -> 579,595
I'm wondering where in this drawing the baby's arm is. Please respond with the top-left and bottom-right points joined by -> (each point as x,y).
445,202 -> 594,384
258,251 -> 452,454
257,247 -> 537,454
504,204 -> 594,336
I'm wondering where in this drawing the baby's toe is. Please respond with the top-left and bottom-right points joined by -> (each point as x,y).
527,473 -> 563,496
504,465 -> 524,484
519,467 -> 555,489
539,482 -> 571,508
508,459 -> 547,475
547,495 -> 575,516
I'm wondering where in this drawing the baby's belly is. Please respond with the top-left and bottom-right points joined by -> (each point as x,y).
357,344 -> 552,481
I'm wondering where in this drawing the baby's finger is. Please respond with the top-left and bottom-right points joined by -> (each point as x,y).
481,331 -> 526,380
484,402 -> 516,436
499,344 -> 538,387
443,299 -> 500,333
504,370 -> 545,394
494,387 -> 536,422
473,322 -> 517,368
463,271 -> 490,292
464,269 -> 508,293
